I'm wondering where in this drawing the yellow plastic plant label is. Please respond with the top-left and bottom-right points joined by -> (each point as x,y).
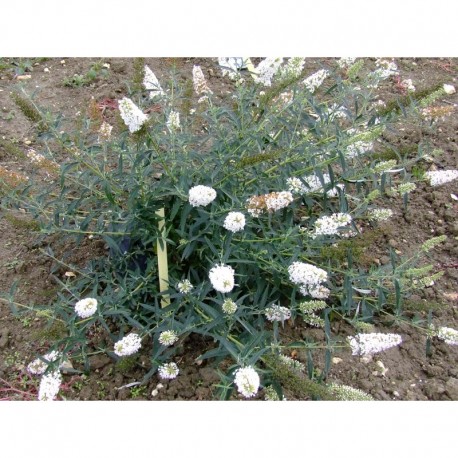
156,207 -> 170,307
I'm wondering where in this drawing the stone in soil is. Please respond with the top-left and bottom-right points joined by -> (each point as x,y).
0,328 -> 10,349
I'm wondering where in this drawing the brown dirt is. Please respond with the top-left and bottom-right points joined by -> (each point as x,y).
0,57 -> 457,401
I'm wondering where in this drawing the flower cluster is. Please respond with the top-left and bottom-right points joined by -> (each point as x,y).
312,213 -> 352,237
424,170 -> 458,186
25,149 -> 60,178
264,385 -> 283,401
188,185 -> 217,207
302,284 -> 330,299
400,79 -> 416,92
0,165 -> 29,188
177,279 -> 193,294
246,191 -> 293,217
264,305 -> 291,322
397,182 -> 416,194
192,65 -> 212,96
234,366 -> 260,398
158,330 -> 179,346
348,333 -> 402,356
278,354 -> 305,372
209,264 -> 235,293
118,97 -> 148,133
302,314 -> 325,327
27,350 -> 61,375
298,300 -> 327,314
303,69 -> 329,93
421,105 -> 454,122
253,57 -> 283,86
114,333 -> 142,357
99,121 -> 113,140
328,383 -> 373,400
74,297 -> 98,319
346,141 -> 373,158
38,370 -> 62,401
143,65 -> 165,99
158,362 -> 180,379
288,261 -> 328,289
327,103 -> 347,120
337,57 -> 356,68
277,57 -> 305,81
435,326 -> 458,345
373,160 -> 397,174
166,110 -> 180,132
373,59 -> 399,79
222,298 -> 238,315
287,173 -> 340,197
368,208 -> 394,222
421,235 -> 446,252
223,211 -> 246,233
218,57 -> 243,79
286,177 -> 308,194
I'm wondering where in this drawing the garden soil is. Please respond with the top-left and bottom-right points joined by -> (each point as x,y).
0,58 -> 457,401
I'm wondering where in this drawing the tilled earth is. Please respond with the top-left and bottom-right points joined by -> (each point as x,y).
0,57 -> 457,401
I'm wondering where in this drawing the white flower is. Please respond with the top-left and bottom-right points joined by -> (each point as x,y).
118,97 -> 148,133
443,84 -> 456,95
264,305 -> 291,322
158,330 -> 179,346
166,110 -> 180,132
234,366 -> 260,398
209,264 -> 235,293
303,69 -> 329,93
373,160 -> 397,173
222,298 -> 238,315
348,333 -> 402,356
114,333 -> 142,357
192,65 -> 213,95
288,261 -> 328,287
277,57 -> 305,81
300,285 -> 330,299
337,57 -> 356,68
368,208 -> 393,222
298,300 -> 327,314
264,191 -> 294,212
143,65 -> 165,99
177,279 -> 193,294
397,182 -> 416,194
401,79 -> 416,92
98,121 -> 113,140
435,326 -> 458,345
424,170 -> 458,186
278,355 -> 305,372
253,57 -> 284,86
223,212 -> 246,233
218,57 -> 244,79
27,350 -> 61,375
188,185 -> 217,207
328,103 -> 347,119
287,177 -> 308,194
38,370 -> 62,401
328,383 -> 373,400
298,173 -> 341,196
246,191 -> 294,217
158,362 -> 179,379
373,59 -> 399,79
346,141 -> 373,158
74,297 -> 98,319
313,213 -> 352,237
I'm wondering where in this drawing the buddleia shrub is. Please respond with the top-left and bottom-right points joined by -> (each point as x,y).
2,57 -> 456,400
